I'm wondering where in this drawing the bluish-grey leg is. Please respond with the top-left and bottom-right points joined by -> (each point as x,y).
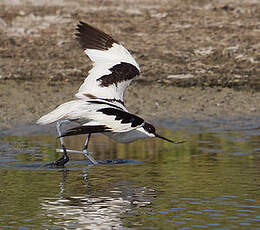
53,120 -> 71,167
83,133 -> 98,165
57,120 -> 71,146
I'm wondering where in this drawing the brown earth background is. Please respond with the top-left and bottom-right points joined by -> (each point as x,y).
0,0 -> 259,130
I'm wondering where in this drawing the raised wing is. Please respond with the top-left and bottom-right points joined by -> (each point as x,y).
75,21 -> 140,103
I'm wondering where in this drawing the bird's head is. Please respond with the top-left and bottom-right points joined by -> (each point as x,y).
143,122 -> 184,144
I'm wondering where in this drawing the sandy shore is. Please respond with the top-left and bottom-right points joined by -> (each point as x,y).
0,80 -> 259,130
0,0 -> 259,130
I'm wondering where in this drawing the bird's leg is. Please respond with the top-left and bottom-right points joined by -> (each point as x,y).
83,133 -> 98,165
53,120 -> 71,167
57,120 -> 71,146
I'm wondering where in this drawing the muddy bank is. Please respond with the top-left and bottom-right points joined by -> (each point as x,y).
0,80 -> 259,130
0,0 -> 259,129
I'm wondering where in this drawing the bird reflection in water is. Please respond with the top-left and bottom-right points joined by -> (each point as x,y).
41,168 -> 153,229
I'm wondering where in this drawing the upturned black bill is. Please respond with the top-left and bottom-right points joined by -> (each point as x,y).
155,133 -> 184,144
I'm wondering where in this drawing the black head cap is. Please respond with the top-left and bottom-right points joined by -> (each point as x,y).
143,122 -> 156,134
144,122 -> 185,144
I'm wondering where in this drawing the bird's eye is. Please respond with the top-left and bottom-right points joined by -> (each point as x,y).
144,123 -> 155,134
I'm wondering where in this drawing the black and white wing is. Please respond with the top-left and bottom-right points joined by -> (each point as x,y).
59,107 -> 145,137
75,21 -> 140,103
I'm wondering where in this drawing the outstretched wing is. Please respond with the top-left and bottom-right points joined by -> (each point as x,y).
59,107 -> 145,138
75,21 -> 140,103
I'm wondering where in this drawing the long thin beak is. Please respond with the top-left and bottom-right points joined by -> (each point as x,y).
155,133 -> 184,144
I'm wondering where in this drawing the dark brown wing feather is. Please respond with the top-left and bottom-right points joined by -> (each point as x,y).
75,21 -> 118,51
97,62 -> 140,87
97,108 -> 144,128
59,125 -> 111,138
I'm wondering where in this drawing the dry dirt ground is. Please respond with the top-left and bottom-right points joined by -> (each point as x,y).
0,0 -> 259,130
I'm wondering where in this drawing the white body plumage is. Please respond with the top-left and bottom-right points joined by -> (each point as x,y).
37,21 -> 180,166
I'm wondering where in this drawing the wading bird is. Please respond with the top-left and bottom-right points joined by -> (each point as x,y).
37,21 -> 183,167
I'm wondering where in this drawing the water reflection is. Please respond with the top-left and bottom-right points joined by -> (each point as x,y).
40,169 -> 154,229
0,119 -> 259,229
41,170 -> 128,229
42,195 -> 130,229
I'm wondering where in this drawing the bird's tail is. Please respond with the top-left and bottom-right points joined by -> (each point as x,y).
36,100 -> 84,125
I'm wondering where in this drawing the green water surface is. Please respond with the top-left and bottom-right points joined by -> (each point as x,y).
0,119 -> 259,229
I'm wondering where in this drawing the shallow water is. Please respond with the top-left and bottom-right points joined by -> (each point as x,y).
0,118 -> 259,229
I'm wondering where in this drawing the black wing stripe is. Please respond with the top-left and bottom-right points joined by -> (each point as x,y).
59,125 -> 111,138
88,100 -> 123,110
76,21 -> 118,51
103,98 -> 125,106
97,62 -> 140,87
98,108 -> 144,127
